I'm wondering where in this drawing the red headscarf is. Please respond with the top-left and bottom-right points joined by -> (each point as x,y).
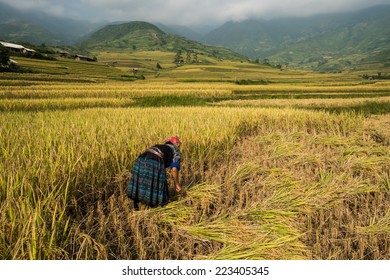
166,136 -> 182,145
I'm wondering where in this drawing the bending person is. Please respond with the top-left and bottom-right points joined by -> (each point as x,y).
127,136 -> 182,209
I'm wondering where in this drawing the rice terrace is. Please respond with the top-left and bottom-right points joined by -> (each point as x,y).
1,7 -> 390,260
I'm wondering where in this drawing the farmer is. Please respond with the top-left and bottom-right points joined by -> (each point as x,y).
127,136 -> 182,209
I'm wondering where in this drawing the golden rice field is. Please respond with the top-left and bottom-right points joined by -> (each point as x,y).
0,55 -> 389,260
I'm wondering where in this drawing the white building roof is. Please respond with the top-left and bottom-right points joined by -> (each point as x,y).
0,41 -> 24,49
0,41 -> 35,52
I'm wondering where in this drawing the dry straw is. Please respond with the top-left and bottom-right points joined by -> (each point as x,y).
1,78 -> 389,259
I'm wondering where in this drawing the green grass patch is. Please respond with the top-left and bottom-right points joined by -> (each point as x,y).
109,75 -> 145,82
309,101 -> 390,116
232,92 -> 390,99
235,79 -> 269,85
133,95 -> 208,107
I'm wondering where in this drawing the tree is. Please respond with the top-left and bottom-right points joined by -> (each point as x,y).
174,50 -> 184,64
0,46 -> 10,67
263,58 -> 270,66
186,51 -> 192,64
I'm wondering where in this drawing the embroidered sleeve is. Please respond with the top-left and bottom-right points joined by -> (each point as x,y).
167,144 -> 182,171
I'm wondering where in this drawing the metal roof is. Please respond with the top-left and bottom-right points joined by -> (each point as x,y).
0,41 -> 35,52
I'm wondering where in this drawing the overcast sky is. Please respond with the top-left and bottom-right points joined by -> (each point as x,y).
1,0 -> 389,26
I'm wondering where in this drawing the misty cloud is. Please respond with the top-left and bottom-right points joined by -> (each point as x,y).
1,0 -> 389,25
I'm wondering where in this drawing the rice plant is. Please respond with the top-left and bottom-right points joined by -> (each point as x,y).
1,58 -> 389,260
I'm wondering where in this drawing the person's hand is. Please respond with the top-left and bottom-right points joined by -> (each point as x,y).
176,184 -> 182,193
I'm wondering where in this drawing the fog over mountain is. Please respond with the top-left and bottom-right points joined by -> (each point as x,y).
1,1 -> 389,72
0,0 -> 389,27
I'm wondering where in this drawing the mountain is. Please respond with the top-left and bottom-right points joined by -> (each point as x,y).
0,21 -> 60,45
205,5 -> 390,71
80,21 -> 163,49
80,21 -> 246,60
0,2 -> 102,44
1,2 -> 388,71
